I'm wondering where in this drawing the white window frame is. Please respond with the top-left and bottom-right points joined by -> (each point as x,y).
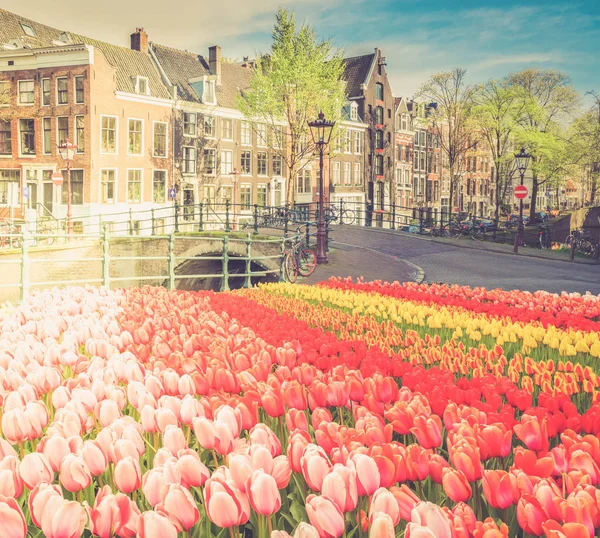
135,76 -> 149,96
100,168 -> 117,204
344,130 -> 352,154
222,118 -> 233,141
17,80 -> 34,106
182,146 -> 197,175
152,121 -> 168,158
203,148 -> 215,176
74,76 -> 84,104
42,117 -> 52,155
350,105 -> 358,121
56,77 -> 69,105
221,150 -> 233,176
40,78 -> 50,107
127,118 -> 144,156
152,169 -> 168,204
204,115 -> 215,139
21,23 -> 36,37
100,115 -> 118,155
0,81 -> 10,107
183,112 -> 197,137
126,168 -> 143,204
296,169 -> 312,194
332,161 -> 341,184
240,149 -> 252,176
257,151 -> 268,177
18,118 -> 35,157
203,81 -> 216,105
0,169 -> 21,205
240,183 -> 252,210
343,162 -> 351,186
240,121 -> 251,146
272,126 -> 283,149
257,183 -> 268,207
354,163 -> 361,186
256,124 -> 267,147
74,115 -> 85,153
272,154 -> 283,177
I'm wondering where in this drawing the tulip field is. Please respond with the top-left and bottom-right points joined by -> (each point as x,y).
1,280 -> 600,538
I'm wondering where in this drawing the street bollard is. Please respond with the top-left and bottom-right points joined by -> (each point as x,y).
225,200 -> 231,233
391,203 -> 396,230
253,204 -> 259,235
198,203 -> 204,232
151,209 -> 156,236
220,236 -> 230,291
174,202 -> 179,234
101,225 -> 110,288
244,234 -> 252,289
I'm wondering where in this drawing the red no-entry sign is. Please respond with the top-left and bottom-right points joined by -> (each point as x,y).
514,185 -> 529,199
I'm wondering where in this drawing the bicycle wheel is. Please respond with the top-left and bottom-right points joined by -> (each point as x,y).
470,227 -> 485,241
581,240 -> 596,258
340,209 -> 355,225
37,227 -> 54,246
283,252 -> 298,283
449,224 -> 462,238
297,248 -> 316,276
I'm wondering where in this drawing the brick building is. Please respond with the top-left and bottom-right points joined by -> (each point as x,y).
393,97 -> 413,210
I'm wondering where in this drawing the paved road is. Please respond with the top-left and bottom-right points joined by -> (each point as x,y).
326,226 -> 600,295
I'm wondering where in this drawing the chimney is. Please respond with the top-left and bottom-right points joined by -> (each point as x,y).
131,28 -> 148,54
209,45 -> 221,84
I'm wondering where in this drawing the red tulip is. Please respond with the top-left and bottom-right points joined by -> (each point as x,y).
390,485 -> 420,522
428,454 -> 450,485
136,511 -> 178,538
514,416 -> 549,454
478,423 -> 512,459
533,479 -> 563,522
561,493 -> 597,536
516,494 -> 548,536
287,430 -> 311,473
246,469 -> 281,516
442,468 -> 472,503
568,450 -> 600,485
542,520 -> 592,538
450,439 -> 482,482
481,470 -> 519,509
410,415 -> 442,449
305,494 -> 345,538
0,495 -> 26,538
473,517 -> 509,538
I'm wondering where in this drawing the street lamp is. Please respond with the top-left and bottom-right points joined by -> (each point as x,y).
58,138 -> 77,236
308,112 -> 335,264
513,147 -> 531,254
231,168 -> 240,231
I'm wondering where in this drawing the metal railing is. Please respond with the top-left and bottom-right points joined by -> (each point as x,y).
0,227 -> 297,302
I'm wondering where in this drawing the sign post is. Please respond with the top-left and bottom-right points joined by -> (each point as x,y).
513,184 -> 529,253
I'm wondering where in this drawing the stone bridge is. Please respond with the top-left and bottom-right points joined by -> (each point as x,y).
0,233 -> 283,303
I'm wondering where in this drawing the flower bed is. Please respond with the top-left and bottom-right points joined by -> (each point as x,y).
0,283 -> 599,538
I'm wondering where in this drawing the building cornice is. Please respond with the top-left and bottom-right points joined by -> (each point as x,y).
115,91 -> 173,108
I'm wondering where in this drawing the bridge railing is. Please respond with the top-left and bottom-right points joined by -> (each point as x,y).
0,228 -> 298,303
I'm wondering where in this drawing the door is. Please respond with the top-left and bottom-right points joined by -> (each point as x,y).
42,182 -> 53,216
183,187 -> 195,221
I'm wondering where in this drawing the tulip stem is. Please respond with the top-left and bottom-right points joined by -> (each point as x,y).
212,450 -> 219,468
267,516 -> 273,535
228,527 -> 236,538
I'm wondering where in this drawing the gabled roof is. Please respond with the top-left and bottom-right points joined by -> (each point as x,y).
342,53 -> 375,99
0,9 -> 171,100
151,42 -> 253,109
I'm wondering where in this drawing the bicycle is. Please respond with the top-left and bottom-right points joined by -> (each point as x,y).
565,229 -> 597,258
281,233 -> 317,283
0,220 -> 22,249
538,224 -> 552,250
325,203 -> 356,225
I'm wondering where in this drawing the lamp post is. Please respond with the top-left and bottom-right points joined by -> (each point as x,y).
308,112 -> 335,264
58,138 -> 77,236
231,168 -> 240,231
513,147 -> 531,254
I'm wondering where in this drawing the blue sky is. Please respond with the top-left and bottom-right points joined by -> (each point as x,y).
7,0 -> 600,106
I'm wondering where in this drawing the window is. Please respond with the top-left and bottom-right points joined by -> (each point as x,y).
240,184 -> 251,209
376,130 -> 384,150
368,104 -> 372,116
222,119 -> 232,140
375,107 -> 384,125
203,148 -> 215,175
257,184 -> 267,207
401,115 -> 407,131
296,170 -> 311,194
75,116 -> 84,153
56,117 -> 68,145
136,77 -> 148,95
0,120 -> 11,156
272,126 -> 283,148
40,78 -> 50,106
203,185 -> 216,207
420,131 -> 426,146
0,170 -> 20,204
57,78 -> 68,105
332,162 -> 341,184
413,150 -> 418,169
256,124 -> 267,146
183,147 -> 197,174
19,119 -> 35,155
344,162 -> 351,186
273,155 -> 282,176
375,155 -> 384,176
354,163 -> 361,185
388,109 -> 391,119
354,132 -> 363,154
350,106 -> 358,121
376,83 -> 384,101
127,170 -> 142,203
101,170 -> 116,204
257,152 -> 268,176
128,119 -> 143,155
219,186 -> 233,206
204,116 -> 214,137
150,123 -> 166,158
183,113 -> 197,136
414,132 -> 419,147
204,81 -> 216,104
20,23 -> 36,36
0,81 -> 10,106
75,76 -> 84,103
344,130 -> 352,153
61,170 -> 83,205
18,81 -> 34,105
101,117 -> 117,153
420,151 -> 425,171
153,170 -> 167,203
241,121 -> 251,145
241,150 -> 252,174
221,150 -> 233,175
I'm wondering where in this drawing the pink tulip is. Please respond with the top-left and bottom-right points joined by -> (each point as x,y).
0,456 -> 23,498
288,430 -> 311,473
369,512 -> 395,538
136,511 -> 178,538
114,456 -> 141,493
95,399 -> 121,427
177,453 -> 210,489
249,423 -> 282,457
204,475 -> 250,528
271,455 -> 292,489
2,409 -> 31,444
162,425 -> 187,455
192,417 -> 216,450
114,439 -> 140,462
410,502 -> 454,538
0,495 -> 26,538
369,488 -> 400,526
40,495 -> 87,538
305,494 -> 345,538
157,483 -> 200,531
293,523 -> 320,538
349,454 -> 380,496
80,440 -> 108,476
322,464 -> 358,513
140,406 -> 159,433
28,483 -> 63,528
246,469 -> 281,516
301,445 -> 333,492
214,405 -> 243,438
59,454 -> 92,492
405,523 -> 436,538
89,486 -> 140,538
142,466 -> 179,507
19,453 -> 53,490
229,453 -> 255,493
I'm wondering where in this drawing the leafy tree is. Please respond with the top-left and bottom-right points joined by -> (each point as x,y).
238,9 -> 346,204
417,69 -> 478,216
507,69 -> 579,219
473,79 -> 527,221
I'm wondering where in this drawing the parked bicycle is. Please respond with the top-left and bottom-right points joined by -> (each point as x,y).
470,218 -> 498,242
539,224 -> 552,250
281,232 -> 317,283
325,203 -> 356,225
565,229 -> 597,258
0,220 -> 22,249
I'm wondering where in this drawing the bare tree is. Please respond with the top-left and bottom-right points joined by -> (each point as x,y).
418,69 -> 478,217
